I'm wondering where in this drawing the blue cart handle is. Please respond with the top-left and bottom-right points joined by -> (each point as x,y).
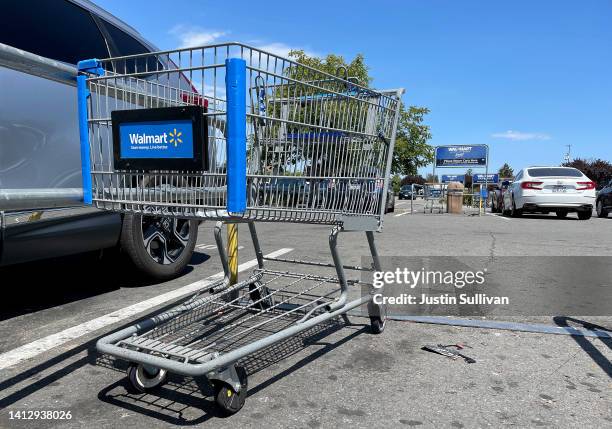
225,58 -> 247,214
76,59 -> 104,205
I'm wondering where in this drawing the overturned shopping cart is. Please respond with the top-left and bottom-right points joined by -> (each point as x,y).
78,42 -> 403,414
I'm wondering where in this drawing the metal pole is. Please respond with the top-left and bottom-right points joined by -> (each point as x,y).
227,223 -> 238,285
483,145 -> 489,216
0,188 -> 84,211
410,183 -> 414,214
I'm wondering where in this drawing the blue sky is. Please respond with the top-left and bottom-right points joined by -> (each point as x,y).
95,0 -> 612,176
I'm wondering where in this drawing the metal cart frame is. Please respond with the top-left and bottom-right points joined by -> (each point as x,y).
77,42 -> 403,414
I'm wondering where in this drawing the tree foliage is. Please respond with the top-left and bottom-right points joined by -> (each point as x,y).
288,50 -> 433,177
288,50 -> 371,87
391,106 -> 433,175
400,175 -> 426,186
498,163 -> 514,179
425,173 -> 439,183
563,158 -> 612,187
391,174 -> 402,193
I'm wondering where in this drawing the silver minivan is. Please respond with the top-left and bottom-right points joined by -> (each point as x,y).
0,0 -> 199,279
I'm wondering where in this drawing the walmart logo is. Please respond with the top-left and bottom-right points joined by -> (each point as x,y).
168,128 -> 182,147
128,128 -> 183,147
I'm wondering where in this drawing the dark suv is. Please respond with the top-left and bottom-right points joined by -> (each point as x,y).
0,0 -> 198,279
596,179 -> 612,218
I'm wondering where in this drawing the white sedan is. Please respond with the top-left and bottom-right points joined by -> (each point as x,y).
502,167 -> 596,220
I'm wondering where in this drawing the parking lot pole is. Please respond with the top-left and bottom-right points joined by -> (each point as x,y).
228,223 -> 238,285
411,183 -> 414,214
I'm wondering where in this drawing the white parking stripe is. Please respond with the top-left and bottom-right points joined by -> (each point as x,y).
394,210 -> 412,217
0,247 -> 293,371
485,213 -> 510,221
196,244 -> 244,250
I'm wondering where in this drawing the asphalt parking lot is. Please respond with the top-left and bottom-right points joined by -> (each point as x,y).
1,198 -> 611,428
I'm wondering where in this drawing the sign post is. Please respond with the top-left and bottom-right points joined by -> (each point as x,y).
433,145 -> 489,215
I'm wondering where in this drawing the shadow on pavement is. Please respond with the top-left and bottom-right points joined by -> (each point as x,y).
553,316 -> 612,378
0,291 -> 210,409
515,214 -> 583,221
0,250 -> 210,321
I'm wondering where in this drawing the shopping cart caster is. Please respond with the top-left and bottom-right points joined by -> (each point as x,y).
249,281 -> 274,310
127,364 -> 167,393
212,366 -> 248,416
370,316 -> 386,334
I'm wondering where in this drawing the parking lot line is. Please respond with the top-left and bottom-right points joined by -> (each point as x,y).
485,213 -> 511,221
394,210 -> 412,217
0,247 -> 293,372
196,243 -> 244,250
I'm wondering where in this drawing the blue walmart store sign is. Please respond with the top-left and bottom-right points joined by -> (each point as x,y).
120,120 -> 193,159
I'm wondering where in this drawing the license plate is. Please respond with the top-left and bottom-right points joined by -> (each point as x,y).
552,186 -> 567,193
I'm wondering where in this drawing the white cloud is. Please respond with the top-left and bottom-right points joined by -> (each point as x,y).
169,25 -> 319,59
491,130 -> 551,141
169,25 -> 228,48
250,41 -> 319,59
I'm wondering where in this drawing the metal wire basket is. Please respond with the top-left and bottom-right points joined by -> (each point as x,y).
78,42 -> 402,230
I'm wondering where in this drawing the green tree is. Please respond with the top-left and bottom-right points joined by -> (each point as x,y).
498,163 -> 514,179
425,173 -> 439,183
391,106 -> 433,175
391,174 -> 402,193
464,168 -> 473,188
288,50 -> 371,87
400,174 -> 426,186
288,50 -> 433,176
563,158 -> 612,187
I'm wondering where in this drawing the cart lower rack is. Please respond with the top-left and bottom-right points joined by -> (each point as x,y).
81,42 -> 404,415
97,221 -> 386,414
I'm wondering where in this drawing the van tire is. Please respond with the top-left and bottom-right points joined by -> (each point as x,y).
120,213 -> 197,280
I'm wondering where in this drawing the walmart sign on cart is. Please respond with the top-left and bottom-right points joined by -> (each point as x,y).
119,120 -> 194,159
111,106 -> 207,171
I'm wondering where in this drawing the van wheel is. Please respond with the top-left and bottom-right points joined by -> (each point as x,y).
577,210 -> 592,220
120,213 -> 198,280
555,210 -> 568,219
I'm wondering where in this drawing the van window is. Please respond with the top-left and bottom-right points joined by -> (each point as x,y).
99,20 -> 159,74
0,0 -> 109,65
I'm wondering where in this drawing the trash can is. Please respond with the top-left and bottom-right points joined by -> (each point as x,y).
447,182 -> 464,214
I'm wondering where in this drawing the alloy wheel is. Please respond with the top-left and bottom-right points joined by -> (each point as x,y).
141,216 -> 191,265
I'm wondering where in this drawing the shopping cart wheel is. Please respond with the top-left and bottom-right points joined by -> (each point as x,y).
127,364 -> 167,393
213,366 -> 248,416
249,281 -> 274,310
370,316 -> 386,334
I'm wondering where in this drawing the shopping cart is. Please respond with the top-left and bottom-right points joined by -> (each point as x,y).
423,183 -> 447,213
78,42 -> 403,414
